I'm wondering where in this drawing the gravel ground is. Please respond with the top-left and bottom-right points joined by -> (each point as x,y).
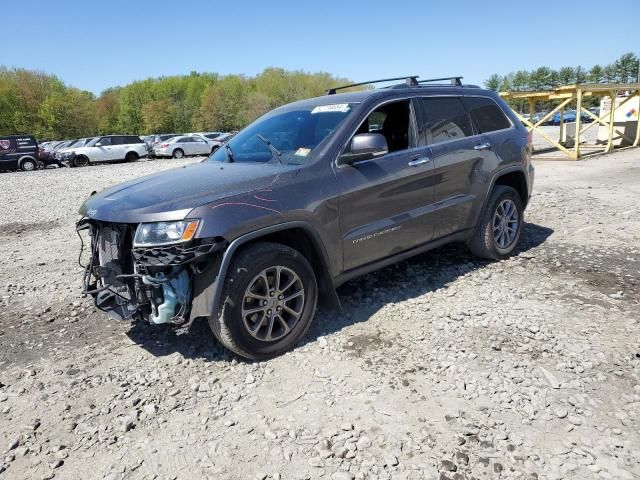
0,152 -> 639,480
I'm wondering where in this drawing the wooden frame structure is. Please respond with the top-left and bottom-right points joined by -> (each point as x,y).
500,83 -> 640,160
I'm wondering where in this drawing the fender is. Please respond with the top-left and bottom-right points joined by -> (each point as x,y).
194,221 -> 340,323
478,165 -> 529,219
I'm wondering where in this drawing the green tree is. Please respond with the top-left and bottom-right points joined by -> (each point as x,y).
588,65 -> 604,83
484,74 -> 501,91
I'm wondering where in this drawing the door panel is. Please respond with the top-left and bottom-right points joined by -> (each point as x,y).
416,96 -> 496,238
338,147 -> 436,271
430,138 -> 493,237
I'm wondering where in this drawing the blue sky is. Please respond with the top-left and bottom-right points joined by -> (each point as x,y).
1,0 -> 637,94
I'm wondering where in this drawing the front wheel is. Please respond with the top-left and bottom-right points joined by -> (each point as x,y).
468,185 -> 524,260
73,156 -> 89,167
209,242 -> 318,360
172,149 -> 184,159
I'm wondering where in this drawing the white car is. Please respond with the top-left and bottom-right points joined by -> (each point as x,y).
61,135 -> 147,167
153,135 -> 216,158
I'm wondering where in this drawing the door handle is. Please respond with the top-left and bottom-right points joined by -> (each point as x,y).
474,142 -> 491,151
407,157 -> 431,167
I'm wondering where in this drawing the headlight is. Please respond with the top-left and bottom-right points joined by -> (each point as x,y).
134,220 -> 199,247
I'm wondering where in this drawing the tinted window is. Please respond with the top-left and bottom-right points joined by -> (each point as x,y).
111,136 -> 125,145
417,97 -> 472,146
178,137 -> 193,143
463,97 -> 511,133
125,136 -> 142,144
97,137 -> 112,146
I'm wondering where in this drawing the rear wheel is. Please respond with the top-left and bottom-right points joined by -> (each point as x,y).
125,151 -> 139,162
73,156 -> 89,168
20,158 -> 37,171
172,149 -> 184,159
468,185 -> 524,260
209,242 -> 318,360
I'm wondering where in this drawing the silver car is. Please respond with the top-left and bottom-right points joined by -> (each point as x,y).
153,135 -> 214,158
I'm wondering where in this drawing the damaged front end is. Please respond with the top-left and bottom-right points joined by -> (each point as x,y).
77,218 -> 225,326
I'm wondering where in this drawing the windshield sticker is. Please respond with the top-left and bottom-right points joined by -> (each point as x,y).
311,104 -> 350,114
295,147 -> 311,157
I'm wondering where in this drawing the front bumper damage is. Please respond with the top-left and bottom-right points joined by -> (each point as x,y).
77,218 -> 225,326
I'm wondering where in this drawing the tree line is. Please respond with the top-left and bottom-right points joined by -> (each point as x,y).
0,67 -> 352,140
485,52 -> 639,92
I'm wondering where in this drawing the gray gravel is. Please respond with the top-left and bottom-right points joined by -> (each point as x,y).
0,152 -> 639,480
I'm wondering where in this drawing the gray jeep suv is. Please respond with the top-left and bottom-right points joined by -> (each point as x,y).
77,76 -> 534,360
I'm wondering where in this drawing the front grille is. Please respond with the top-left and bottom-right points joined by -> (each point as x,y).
96,224 -> 133,301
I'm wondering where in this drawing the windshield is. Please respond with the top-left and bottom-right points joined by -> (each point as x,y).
207,103 -> 354,164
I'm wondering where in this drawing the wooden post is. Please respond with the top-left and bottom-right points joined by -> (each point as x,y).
606,90 -> 617,152
573,88 -> 583,159
634,92 -> 640,147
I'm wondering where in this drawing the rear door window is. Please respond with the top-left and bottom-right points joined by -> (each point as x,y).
463,97 -> 512,133
111,136 -> 125,145
417,97 -> 472,146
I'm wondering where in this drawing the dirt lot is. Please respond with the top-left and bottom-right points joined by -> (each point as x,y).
1,151 -> 639,480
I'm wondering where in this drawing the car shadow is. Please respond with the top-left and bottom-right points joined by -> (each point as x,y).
302,222 -> 554,348
126,222 -> 553,362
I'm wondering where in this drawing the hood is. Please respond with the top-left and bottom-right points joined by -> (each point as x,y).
80,160 -> 298,223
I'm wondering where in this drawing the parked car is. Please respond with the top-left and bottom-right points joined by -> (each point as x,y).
147,134 -> 181,155
77,75 -> 534,360
38,140 -> 65,166
0,135 -> 39,171
153,135 -> 215,158
61,135 -> 147,167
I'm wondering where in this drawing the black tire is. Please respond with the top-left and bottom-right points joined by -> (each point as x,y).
172,149 -> 184,159
73,155 -> 89,168
209,242 -> 318,360
468,185 -> 524,260
20,158 -> 37,172
125,151 -> 139,162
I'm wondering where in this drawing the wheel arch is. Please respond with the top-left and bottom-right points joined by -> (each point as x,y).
19,155 -> 38,168
198,221 -> 339,323
493,169 -> 529,207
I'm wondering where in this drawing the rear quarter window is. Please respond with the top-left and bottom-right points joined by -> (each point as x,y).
463,97 -> 512,133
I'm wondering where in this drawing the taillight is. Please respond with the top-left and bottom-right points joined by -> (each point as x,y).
160,143 -> 169,148
526,131 -> 533,146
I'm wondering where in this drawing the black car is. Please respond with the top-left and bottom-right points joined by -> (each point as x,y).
0,135 -> 39,171
77,75 -> 535,360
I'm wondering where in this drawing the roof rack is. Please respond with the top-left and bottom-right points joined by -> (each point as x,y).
417,76 -> 463,86
326,75 -> 419,95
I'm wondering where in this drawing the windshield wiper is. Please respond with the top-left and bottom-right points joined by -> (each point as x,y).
256,134 -> 283,164
224,143 -> 234,163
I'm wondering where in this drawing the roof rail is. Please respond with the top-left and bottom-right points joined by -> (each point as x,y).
417,76 -> 463,86
326,75 -> 419,95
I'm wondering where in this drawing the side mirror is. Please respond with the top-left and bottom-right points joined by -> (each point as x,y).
95,143 -> 102,147
341,133 -> 388,164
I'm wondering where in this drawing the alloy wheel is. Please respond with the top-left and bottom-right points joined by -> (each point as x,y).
241,266 -> 305,342
492,199 -> 519,249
